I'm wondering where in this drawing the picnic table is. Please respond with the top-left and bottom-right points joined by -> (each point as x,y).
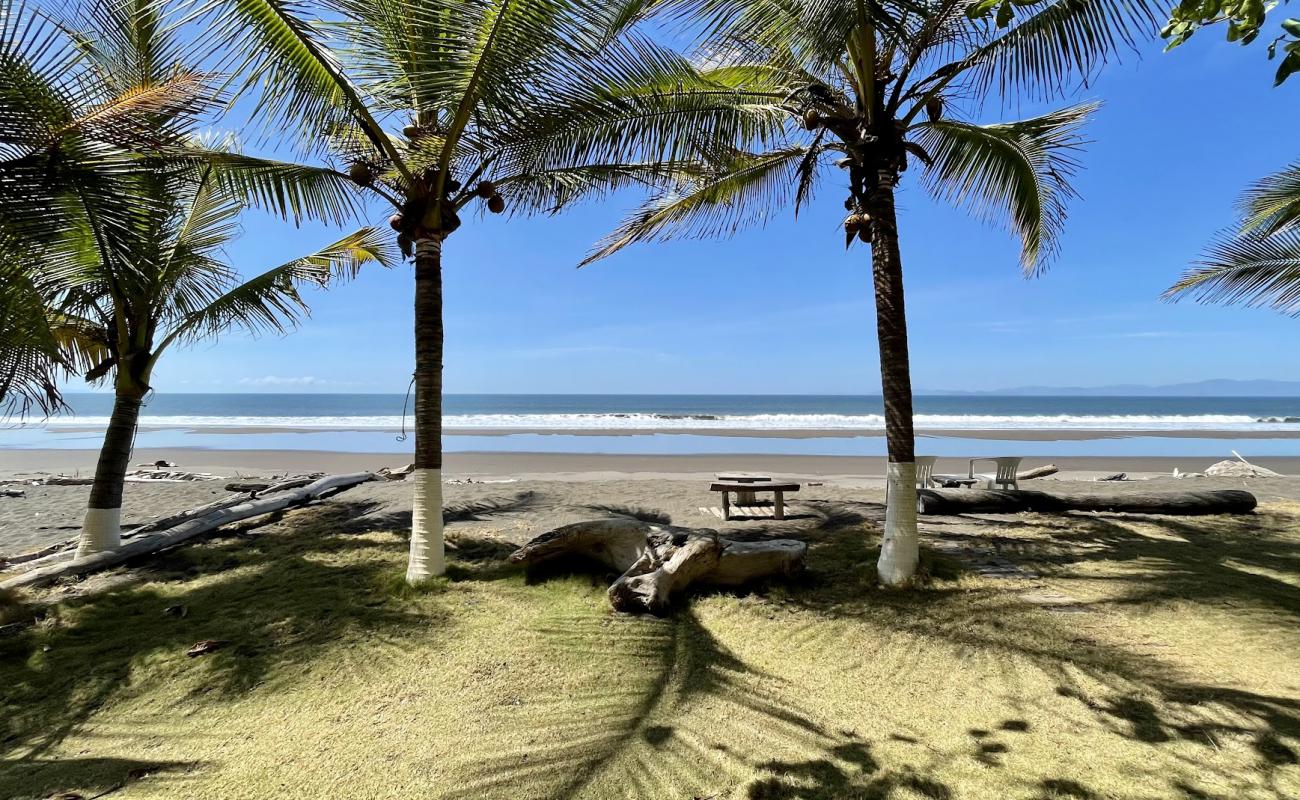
710,481 -> 800,521
716,473 -> 770,505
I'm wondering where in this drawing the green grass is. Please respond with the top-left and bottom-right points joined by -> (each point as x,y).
2,497 -> 1299,799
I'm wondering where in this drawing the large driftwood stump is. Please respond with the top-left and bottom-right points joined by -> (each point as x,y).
509,519 -> 807,615
917,488 -> 1257,516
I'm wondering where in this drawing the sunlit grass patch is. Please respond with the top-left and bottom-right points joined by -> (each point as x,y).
1,500 -> 1298,799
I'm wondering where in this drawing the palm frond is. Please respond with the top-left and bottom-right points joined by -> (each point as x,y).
1163,229 -> 1300,316
153,227 -> 396,354
0,252 -> 65,417
970,0 -> 1164,97
913,102 -> 1095,273
210,0 -> 405,170
188,148 -> 368,226
580,145 -> 807,265
53,71 -> 219,148
487,41 -> 789,184
496,161 -> 684,214
1238,161 -> 1300,236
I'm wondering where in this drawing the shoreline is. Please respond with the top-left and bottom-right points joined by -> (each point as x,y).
21,425 -> 1300,440
4,448 -> 1299,479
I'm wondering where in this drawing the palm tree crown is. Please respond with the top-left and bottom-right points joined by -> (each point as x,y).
578,0 -> 1161,585
0,0 -> 393,557
585,0 -> 1160,266
210,0 -> 781,582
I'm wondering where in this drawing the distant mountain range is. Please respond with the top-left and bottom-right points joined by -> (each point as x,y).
929,379 -> 1300,397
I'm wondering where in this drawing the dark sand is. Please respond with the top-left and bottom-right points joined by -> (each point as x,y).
4,446 -> 1298,558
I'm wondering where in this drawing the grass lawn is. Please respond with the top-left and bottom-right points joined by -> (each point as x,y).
2,496 -> 1299,799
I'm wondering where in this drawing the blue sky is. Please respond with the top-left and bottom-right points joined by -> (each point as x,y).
150,32 -> 1300,395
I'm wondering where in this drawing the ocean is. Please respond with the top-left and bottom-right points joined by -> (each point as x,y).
0,392 -> 1294,457
5,393 -> 1300,457
21,393 -> 1300,430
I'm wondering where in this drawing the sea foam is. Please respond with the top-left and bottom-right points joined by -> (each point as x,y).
33,411 -> 1284,431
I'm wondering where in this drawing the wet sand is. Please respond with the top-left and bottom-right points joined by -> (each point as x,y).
3,447 -> 1299,480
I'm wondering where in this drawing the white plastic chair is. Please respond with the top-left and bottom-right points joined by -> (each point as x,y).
915,456 -> 937,489
970,456 -> 1022,490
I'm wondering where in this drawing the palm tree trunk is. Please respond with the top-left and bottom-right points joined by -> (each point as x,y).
866,171 -> 919,587
407,236 -> 446,583
76,387 -> 144,557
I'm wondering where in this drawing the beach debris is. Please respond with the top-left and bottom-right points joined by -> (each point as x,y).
510,519 -> 807,615
916,488 -> 1257,516
137,460 -> 178,468
164,604 -> 189,618
126,469 -> 221,482
1,488 -> 24,498
1096,473 -> 1127,482
1172,469 -> 1206,479
2,472 -> 377,592
377,464 -> 415,480
186,639 -> 230,658
1016,464 -> 1060,481
42,476 -> 94,486
1204,452 -> 1280,478
932,475 -> 980,488
225,481 -> 272,493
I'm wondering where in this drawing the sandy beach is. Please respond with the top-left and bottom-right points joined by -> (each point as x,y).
5,446 -> 1298,559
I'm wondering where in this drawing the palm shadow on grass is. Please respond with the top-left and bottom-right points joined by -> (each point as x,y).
820,503 -> 1300,798
439,600 -> 958,800
4,494 -> 1299,799
440,513 -> 968,800
0,500 -> 454,798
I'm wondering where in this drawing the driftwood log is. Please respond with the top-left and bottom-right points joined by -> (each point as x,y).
917,488 -> 1257,516
2,472 -> 375,591
1017,464 -> 1059,481
509,519 -> 807,615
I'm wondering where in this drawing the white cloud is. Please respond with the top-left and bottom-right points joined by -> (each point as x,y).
238,375 -> 329,387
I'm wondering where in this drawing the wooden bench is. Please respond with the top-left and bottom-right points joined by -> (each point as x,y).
710,481 -> 800,521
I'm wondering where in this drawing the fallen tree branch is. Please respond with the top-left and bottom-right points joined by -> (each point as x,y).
917,488 -> 1257,516
509,519 -> 807,615
2,472 -> 375,591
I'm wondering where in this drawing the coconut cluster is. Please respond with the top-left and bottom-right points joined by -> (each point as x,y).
843,207 -> 872,244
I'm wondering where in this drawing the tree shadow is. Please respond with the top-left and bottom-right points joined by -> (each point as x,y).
785,503 -> 1300,798
0,756 -> 198,800
0,501 -> 452,794
440,605 -> 953,800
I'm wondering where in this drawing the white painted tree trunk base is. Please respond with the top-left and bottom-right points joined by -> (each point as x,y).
77,507 -> 122,558
406,468 -> 445,583
877,461 -> 919,587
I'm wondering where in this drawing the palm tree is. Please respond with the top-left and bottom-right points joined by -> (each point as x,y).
1165,162 -> 1300,315
583,0 -> 1162,585
211,0 -> 776,582
0,0 -> 393,556
0,0 -> 213,416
